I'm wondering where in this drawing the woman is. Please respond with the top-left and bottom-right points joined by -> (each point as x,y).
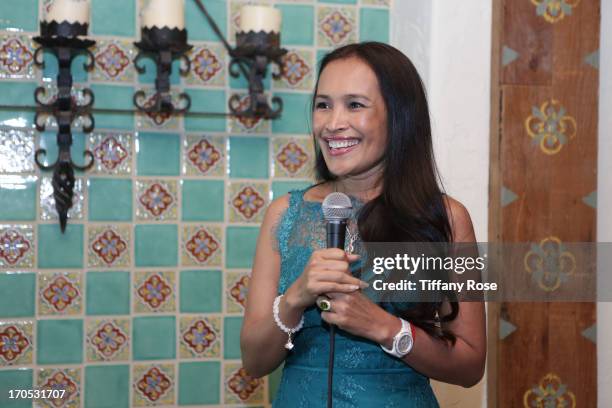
240,42 -> 486,407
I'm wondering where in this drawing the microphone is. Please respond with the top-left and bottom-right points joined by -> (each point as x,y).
321,192 -> 352,408
322,192 -> 352,249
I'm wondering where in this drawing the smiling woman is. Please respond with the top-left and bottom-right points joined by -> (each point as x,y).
240,42 -> 486,408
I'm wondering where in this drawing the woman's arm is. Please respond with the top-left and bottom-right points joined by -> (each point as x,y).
377,197 -> 486,387
321,197 -> 486,387
240,195 -> 304,378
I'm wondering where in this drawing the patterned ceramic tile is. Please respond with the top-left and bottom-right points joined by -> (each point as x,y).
38,272 -> 82,316
318,6 -> 357,47
0,320 -> 33,366
181,225 -> 223,267
40,177 -> 85,221
273,136 -> 315,178
226,271 -> 250,313
0,35 -> 36,79
186,42 -> 226,87
133,364 -> 175,406
223,362 -> 265,404
87,225 -> 131,268
92,39 -> 135,82
135,89 -> 182,131
86,318 -> 130,362
179,315 -> 221,358
0,224 -> 34,268
228,182 -> 269,223
0,128 -> 36,173
274,48 -> 315,90
183,134 -> 226,176
35,367 -> 81,408
133,271 -> 176,313
135,179 -> 178,221
228,94 -> 272,134
88,132 -> 133,175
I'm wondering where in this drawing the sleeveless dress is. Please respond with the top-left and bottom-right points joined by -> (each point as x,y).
272,188 -> 440,408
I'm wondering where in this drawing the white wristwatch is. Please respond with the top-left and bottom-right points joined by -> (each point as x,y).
380,318 -> 414,358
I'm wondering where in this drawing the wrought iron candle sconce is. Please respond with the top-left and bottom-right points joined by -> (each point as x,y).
133,27 -> 192,114
136,0 -> 288,119
33,21 -> 96,232
228,30 -> 287,119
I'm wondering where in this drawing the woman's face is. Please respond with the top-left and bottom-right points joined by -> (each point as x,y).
313,57 -> 388,179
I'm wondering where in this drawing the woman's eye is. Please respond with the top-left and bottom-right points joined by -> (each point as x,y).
315,101 -> 329,109
349,101 -> 364,109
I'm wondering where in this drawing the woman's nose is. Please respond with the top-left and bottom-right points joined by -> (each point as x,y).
324,108 -> 349,132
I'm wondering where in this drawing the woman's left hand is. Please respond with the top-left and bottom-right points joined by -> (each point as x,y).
320,291 -> 401,346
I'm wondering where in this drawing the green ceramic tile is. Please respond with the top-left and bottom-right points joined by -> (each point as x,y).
359,8 -> 390,43
278,5 -> 314,46
38,132 -> 88,169
0,272 -> 35,317
92,0 -> 135,37
37,319 -> 83,364
43,51 -> 88,83
271,93 -> 312,135
0,82 -> 37,107
88,178 -> 133,221
223,316 -> 243,359
184,89 -> 227,132
38,224 -> 84,268
135,225 -> 178,267
271,181 -> 312,199
0,176 -> 36,220
182,180 -> 224,221
133,316 -> 176,360
226,226 -> 259,268
136,132 -> 181,176
89,84 -> 134,129
268,363 -> 284,403
229,136 -> 269,179
137,57 -> 181,85
85,365 -> 130,408
0,369 -> 33,408
185,0 -> 226,42
178,362 -> 220,405
86,271 -> 130,315
179,270 -> 222,313
0,0 -> 37,31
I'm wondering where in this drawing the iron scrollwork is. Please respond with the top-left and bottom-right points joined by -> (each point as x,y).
33,21 -> 96,232
133,27 -> 192,114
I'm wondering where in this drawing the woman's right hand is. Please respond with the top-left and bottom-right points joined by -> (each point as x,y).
285,248 -> 369,311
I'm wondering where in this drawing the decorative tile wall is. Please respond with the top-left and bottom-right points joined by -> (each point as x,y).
0,0 -> 390,407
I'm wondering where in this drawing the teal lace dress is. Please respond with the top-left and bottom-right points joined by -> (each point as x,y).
272,188 -> 440,408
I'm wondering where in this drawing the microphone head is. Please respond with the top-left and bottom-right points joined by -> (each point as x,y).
322,192 -> 352,221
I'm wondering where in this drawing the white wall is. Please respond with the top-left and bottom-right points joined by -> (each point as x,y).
392,1 -> 491,406
597,0 -> 612,406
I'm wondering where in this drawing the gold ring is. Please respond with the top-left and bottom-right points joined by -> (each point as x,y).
316,296 -> 331,312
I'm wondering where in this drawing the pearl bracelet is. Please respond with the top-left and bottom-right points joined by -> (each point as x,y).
273,294 -> 304,350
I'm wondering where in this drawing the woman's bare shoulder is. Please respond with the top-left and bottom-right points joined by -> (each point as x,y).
441,194 -> 475,242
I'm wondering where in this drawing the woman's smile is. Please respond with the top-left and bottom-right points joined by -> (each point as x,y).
324,137 -> 361,156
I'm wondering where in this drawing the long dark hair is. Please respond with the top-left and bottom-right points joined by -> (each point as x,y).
312,42 -> 459,345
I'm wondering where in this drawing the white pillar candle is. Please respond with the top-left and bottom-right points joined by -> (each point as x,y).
239,5 -> 281,33
141,0 -> 185,29
45,0 -> 90,24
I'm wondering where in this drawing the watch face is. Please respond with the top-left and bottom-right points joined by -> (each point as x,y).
397,334 -> 413,354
